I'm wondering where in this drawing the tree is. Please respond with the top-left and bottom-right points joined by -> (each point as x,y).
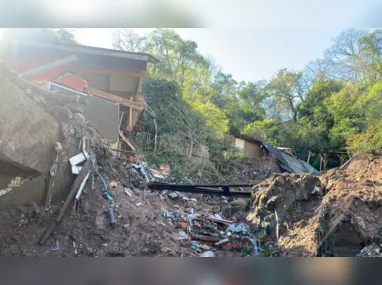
323,29 -> 367,81
242,119 -> 278,145
112,29 -> 147,52
324,82 -> 365,149
296,79 -> 342,123
267,69 -> 305,120
144,29 -> 208,85
357,29 -> 382,85
191,100 -> 229,139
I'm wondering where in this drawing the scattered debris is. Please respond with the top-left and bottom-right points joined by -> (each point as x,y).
200,251 -> 214,257
107,206 -> 117,229
357,244 -> 382,257
48,241 -> 60,251
124,188 -> 133,197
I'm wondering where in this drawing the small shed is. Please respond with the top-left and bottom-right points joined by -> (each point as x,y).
234,135 -> 267,158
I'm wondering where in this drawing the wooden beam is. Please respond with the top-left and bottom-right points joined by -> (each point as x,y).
77,68 -> 149,78
127,109 -> 140,132
19,55 -> 77,79
137,77 -> 143,95
84,87 -> 145,111
119,130 -> 136,151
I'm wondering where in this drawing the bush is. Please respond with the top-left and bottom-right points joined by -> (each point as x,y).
347,121 -> 382,155
141,76 -> 240,180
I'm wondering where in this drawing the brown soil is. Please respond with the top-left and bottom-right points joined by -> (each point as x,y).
256,156 -> 382,257
226,157 -> 281,184
0,154 -> 254,257
345,156 -> 382,184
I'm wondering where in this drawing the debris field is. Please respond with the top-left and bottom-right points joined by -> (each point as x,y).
1,60 -> 382,258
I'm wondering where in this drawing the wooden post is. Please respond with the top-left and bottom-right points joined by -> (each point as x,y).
307,151 -> 311,164
137,78 -> 142,96
44,163 -> 57,208
40,160 -> 91,244
128,96 -> 133,132
323,153 -> 328,171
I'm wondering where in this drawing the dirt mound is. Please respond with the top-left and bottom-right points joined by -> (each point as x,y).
251,156 -> 382,257
245,173 -> 321,256
344,156 -> 382,184
223,157 -> 281,184
247,173 -> 320,227
315,179 -> 382,256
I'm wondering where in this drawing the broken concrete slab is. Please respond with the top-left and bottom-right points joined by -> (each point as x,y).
0,73 -> 60,173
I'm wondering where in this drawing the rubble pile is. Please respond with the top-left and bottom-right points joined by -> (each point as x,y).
2,61 -> 382,257
0,65 -> 259,256
0,166 -> 257,257
246,173 -> 321,256
247,156 -> 382,257
222,157 -> 281,184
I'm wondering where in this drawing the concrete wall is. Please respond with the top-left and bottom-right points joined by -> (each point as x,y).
244,141 -> 264,158
0,155 -> 77,208
0,74 -> 60,173
235,138 -> 265,158
0,174 -> 46,207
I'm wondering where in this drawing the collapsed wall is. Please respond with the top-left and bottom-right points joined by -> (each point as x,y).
0,66 -> 82,207
0,72 -> 60,175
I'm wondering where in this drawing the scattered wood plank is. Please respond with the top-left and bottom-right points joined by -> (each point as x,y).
84,87 -> 145,111
190,233 -> 221,243
77,68 -> 149,78
119,130 -> 136,151
339,156 -> 354,170
39,160 -> 91,245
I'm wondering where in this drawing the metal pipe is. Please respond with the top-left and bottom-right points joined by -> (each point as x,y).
74,172 -> 90,200
147,183 -> 251,198
149,182 -> 254,188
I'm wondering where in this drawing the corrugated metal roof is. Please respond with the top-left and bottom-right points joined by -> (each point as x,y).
263,143 -> 320,175
234,134 -> 263,145
11,40 -> 159,63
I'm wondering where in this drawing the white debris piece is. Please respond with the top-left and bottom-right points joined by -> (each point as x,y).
71,166 -> 83,175
69,152 -> 86,166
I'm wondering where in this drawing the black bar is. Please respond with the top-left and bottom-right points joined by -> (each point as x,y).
148,182 -> 254,188
147,183 -> 252,198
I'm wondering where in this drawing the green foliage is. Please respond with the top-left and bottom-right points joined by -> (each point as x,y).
275,119 -> 331,152
323,82 -> 365,148
115,28 -> 382,168
242,119 -> 278,145
142,77 -> 239,178
267,69 -> 306,120
347,121 -> 382,155
191,100 -> 229,139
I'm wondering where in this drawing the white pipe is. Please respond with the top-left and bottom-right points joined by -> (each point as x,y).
75,172 -> 90,200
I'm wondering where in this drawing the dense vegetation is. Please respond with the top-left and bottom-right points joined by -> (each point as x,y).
114,29 -> 382,164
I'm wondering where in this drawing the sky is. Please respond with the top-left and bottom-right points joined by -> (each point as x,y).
1,0 -> 380,82
72,27 -> 343,82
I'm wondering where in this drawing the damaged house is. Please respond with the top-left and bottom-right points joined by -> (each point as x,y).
0,39 -> 157,206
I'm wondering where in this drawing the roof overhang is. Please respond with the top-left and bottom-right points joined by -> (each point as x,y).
8,40 -> 159,64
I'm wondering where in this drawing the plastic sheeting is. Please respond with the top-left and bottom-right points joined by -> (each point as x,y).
263,143 -> 320,175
